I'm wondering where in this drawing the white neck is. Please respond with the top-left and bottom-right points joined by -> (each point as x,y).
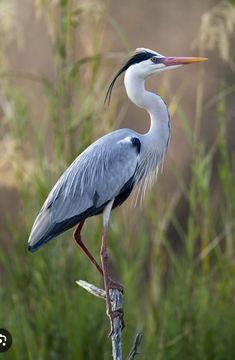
124,66 -> 170,151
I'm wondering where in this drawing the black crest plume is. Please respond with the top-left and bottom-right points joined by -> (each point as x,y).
104,50 -> 155,104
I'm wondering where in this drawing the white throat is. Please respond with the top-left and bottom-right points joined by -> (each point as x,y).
123,64 -> 171,201
124,66 -> 170,137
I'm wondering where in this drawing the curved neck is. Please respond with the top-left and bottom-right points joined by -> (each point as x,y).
124,67 -> 169,135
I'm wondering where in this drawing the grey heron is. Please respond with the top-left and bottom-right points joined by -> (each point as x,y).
28,48 -> 207,331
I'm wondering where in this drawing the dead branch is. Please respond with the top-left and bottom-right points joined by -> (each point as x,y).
76,280 -> 143,360
76,280 -> 123,359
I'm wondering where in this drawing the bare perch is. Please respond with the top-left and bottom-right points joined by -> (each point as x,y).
109,288 -> 124,360
76,280 -> 142,359
76,280 -> 123,360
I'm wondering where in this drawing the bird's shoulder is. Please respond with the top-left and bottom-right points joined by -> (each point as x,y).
66,128 -> 141,173
85,128 -> 140,151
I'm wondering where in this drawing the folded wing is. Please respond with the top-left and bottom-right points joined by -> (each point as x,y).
28,129 -> 140,251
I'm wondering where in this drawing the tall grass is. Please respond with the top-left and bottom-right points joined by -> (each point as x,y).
0,1 -> 235,359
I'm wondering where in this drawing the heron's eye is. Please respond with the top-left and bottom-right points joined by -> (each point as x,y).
150,56 -> 157,63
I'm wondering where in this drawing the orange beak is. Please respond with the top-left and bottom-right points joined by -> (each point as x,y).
161,56 -> 208,66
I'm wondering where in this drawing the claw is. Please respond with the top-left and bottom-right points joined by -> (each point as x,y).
108,308 -> 125,337
100,219 -> 125,337
108,278 -> 124,293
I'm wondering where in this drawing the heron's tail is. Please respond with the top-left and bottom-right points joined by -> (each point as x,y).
28,209 -> 54,252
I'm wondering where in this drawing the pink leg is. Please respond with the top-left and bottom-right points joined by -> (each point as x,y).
74,220 -> 103,276
100,222 -> 124,335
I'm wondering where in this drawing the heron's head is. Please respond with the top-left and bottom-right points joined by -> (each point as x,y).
105,48 -> 207,103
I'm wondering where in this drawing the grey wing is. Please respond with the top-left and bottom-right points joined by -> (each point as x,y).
28,130 -> 140,251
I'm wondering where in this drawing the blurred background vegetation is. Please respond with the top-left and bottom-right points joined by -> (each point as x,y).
0,0 -> 235,359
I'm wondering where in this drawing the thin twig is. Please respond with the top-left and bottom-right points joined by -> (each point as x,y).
127,332 -> 143,360
76,280 -> 105,299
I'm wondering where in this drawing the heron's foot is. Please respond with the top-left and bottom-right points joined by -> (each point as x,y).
105,278 -> 124,336
107,308 -> 125,337
107,278 -> 124,293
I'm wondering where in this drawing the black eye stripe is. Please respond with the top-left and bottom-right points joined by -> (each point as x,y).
125,52 -> 157,66
105,50 -> 162,104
